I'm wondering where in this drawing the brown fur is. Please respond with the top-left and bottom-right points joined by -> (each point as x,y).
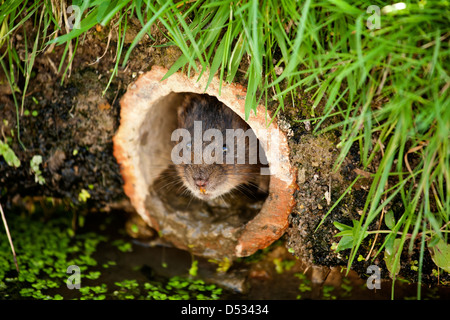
173,94 -> 265,200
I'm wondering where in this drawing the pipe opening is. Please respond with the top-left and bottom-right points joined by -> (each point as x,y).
113,67 -> 296,259
138,92 -> 270,258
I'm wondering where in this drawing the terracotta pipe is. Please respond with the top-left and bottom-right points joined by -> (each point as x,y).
113,66 -> 297,259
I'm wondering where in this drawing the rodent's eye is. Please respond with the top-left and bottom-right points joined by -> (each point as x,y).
222,145 -> 228,153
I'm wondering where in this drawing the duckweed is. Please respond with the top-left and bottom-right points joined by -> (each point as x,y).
0,211 -> 106,299
294,273 -> 312,299
322,285 -> 336,300
112,239 -> 133,253
0,209 -> 223,300
143,276 -> 222,300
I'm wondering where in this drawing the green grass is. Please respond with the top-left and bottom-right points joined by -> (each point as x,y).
1,0 -> 449,300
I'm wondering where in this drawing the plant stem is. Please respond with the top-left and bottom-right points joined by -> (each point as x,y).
366,228 -> 450,238
0,203 -> 19,273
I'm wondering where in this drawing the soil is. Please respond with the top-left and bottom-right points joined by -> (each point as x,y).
0,14 -> 448,299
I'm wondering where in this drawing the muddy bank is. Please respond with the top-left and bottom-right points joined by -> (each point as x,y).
0,20 -> 183,208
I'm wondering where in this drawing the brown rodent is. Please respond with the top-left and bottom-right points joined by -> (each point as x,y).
172,94 -> 267,201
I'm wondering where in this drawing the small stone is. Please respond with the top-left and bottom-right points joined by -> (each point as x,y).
297,168 -> 306,184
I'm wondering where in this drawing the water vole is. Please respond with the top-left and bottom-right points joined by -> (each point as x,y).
172,94 -> 267,201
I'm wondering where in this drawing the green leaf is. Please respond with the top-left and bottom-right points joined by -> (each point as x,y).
328,0 -> 362,15
162,54 -> 189,81
384,233 -> 395,256
427,238 -> 450,272
30,154 -> 42,170
384,238 -> 402,278
333,221 -> 361,251
0,141 -> 21,167
333,221 -> 352,232
85,271 -> 101,280
384,210 -> 396,230
427,234 -> 441,248
189,260 -> 198,277
206,35 -> 226,89
336,236 -> 353,252
78,189 -> 91,202
226,32 -> 245,83
335,230 -> 353,238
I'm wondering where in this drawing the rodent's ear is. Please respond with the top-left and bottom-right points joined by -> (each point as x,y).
177,96 -> 192,123
177,103 -> 186,122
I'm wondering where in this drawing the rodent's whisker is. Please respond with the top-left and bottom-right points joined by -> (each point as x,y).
162,179 -> 184,190
245,181 -> 268,193
186,191 -> 196,208
236,184 -> 260,199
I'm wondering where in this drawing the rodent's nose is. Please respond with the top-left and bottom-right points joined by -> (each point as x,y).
194,179 -> 208,188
